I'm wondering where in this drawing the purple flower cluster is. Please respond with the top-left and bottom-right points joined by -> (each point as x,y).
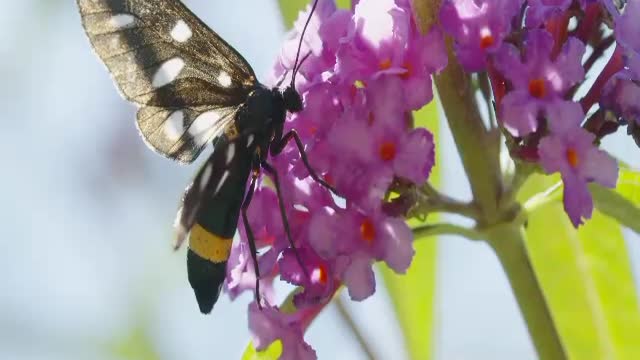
600,0 -> 640,141
226,0 -> 445,357
216,0 -> 638,356
441,0 -> 620,226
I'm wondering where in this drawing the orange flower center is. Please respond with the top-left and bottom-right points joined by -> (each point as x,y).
379,141 -> 397,161
379,58 -> 392,70
323,172 -> 335,187
566,148 -> 579,168
312,264 -> 329,285
480,34 -> 495,49
528,78 -> 546,98
360,218 -> 375,243
257,228 -> 276,245
400,61 -> 413,79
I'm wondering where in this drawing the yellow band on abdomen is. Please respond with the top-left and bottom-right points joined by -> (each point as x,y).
188,223 -> 233,263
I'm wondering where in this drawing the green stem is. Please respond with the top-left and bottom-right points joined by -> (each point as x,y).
485,224 -> 567,360
413,182 -> 479,219
414,2 -> 566,359
413,223 -> 483,241
414,1 -> 503,222
433,38 -> 502,224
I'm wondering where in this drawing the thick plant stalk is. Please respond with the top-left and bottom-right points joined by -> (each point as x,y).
412,0 -> 568,357
486,224 -> 567,360
433,37 -> 502,222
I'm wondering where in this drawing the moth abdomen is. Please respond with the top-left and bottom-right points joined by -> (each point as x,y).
187,223 -> 232,314
188,223 -> 233,264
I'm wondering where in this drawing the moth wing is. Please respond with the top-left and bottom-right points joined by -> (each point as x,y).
77,0 -> 258,162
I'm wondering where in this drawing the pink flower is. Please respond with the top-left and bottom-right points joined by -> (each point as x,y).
440,0 -> 523,71
525,0 -> 572,28
494,30 -> 585,136
538,102 -> 618,227
307,207 -> 414,300
249,303 -> 316,360
336,0 -> 446,109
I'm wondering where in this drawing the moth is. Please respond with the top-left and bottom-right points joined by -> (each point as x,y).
76,0 -> 333,313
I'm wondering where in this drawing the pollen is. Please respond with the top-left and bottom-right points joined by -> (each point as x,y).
528,78 -> 546,98
379,141 -> 397,161
566,148 -> 579,168
360,218 -> 376,243
379,58 -> 392,70
354,80 -> 366,89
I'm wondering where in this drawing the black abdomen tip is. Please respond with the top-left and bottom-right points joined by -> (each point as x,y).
187,249 -> 227,314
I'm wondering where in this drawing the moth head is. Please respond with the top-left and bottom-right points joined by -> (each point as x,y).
283,86 -> 302,113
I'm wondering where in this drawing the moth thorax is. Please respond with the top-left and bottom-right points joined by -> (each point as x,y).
283,86 -> 302,113
237,87 -> 275,132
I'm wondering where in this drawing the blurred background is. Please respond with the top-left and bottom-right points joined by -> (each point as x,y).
1,1 -> 638,359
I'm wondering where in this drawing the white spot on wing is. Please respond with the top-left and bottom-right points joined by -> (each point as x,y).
199,163 -> 213,191
226,143 -> 235,165
246,134 -> 255,148
218,71 -> 232,87
109,14 -> 135,29
152,57 -> 185,88
189,111 -> 221,146
170,20 -> 192,43
163,110 -> 184,141
214,170 -> 230,196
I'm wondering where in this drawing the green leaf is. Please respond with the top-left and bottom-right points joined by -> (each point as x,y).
520,174 -> 640,359
380,101 -> 440,360
615,166 -> 640,203
277,0 -> 351,28
590,167 -> 640,234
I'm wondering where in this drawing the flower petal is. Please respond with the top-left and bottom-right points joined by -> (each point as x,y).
343,254 -> 376,301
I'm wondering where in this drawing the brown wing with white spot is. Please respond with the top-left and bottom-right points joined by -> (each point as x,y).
77,0 -> 258,163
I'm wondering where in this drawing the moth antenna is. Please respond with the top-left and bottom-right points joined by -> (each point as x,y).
277,53 -> 310,89
291,0 -> 320,89
297,52 -> 312,72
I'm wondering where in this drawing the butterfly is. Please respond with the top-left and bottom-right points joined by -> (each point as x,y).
76,0 -> 334,313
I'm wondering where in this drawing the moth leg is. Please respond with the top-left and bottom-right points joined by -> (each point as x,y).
260,160 -> 310,279
271,130 -> 339,195
241,168 -> 262,309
